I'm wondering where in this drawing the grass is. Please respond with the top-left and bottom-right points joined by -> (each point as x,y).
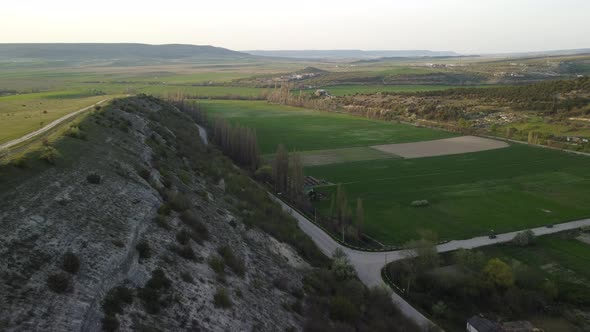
198,100 -> 456,154
483,232 -> 590,280
0,91 -> 112,144
500,116 -> 590,139
307,144 -> 590,245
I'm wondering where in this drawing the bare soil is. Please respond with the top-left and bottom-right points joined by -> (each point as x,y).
371,135 -> 509,159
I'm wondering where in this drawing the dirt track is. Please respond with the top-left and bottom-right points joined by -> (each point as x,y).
0,99 -> 109,151
372,135 -> 508,159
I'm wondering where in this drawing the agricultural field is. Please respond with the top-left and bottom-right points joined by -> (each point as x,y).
197,100 -> 456,154
197,98 -> 590,246
307,145 -> 590,244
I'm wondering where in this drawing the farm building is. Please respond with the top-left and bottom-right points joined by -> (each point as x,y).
467,316 -> 499,332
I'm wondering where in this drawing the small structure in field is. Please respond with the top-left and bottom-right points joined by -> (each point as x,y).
314,89 -> 329,97
467,316 -> 499,332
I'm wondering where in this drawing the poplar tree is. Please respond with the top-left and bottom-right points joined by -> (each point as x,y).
273,144 -> 289,193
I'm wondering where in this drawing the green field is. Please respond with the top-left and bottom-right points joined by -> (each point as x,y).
0,91 -> 115,144
307,145 -> 590,244
197,100 -> 455,154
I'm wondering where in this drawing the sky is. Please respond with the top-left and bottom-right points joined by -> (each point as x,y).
1,0 -> 589,54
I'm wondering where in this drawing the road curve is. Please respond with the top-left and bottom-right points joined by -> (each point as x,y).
0,99 -> 110,150
271,196 -> 590,330
194,117 -> 590,330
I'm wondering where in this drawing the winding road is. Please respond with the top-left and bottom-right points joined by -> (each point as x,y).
272,197 -> 590,330
193,118 -> 590,330
0,99 -> 110,150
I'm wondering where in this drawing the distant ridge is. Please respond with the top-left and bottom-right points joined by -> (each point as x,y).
245,50 -> 460,59
0,43 -> 249,60
486,48 -> 590,58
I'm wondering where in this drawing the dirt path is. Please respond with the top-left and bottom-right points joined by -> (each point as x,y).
272,196 -> 590,330
0,99 -> 110,151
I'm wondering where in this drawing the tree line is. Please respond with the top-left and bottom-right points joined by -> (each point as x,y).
170,98 -> 260,172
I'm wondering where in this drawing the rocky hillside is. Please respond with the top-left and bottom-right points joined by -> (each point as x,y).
0,96 -> 419,332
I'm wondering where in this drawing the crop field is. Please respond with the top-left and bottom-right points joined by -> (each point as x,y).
197,100 -> 456,154
307,145 -> 590,244
0,91 -> 114,144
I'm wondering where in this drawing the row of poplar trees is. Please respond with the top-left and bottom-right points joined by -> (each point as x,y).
330,184 -> 365,242
212,119 -> 260,172
272,144 -> 305,205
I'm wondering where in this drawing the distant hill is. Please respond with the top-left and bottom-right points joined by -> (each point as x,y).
0,43 -> 249,61
245,50 -> 460,59
486,48 -> 590,58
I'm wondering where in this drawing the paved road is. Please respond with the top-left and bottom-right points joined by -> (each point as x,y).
272,196 -> 590,330
194,120 -> 590,330
0,99 -> 109,150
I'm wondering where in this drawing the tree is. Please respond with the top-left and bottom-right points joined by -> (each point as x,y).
457,118 -> 470,133
331,248 -> 356,281
272,144 -> 289,193
334,184 -> 352,241
512,230 -> 536,247
401,238 -> 439,294
483,258 -> 514,289
288,151 -> 305,203
355,198 -> 365,237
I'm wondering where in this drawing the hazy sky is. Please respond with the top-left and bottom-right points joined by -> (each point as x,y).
1,0 -> 589,53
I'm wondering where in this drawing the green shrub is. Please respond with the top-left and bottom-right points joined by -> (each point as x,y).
217,245 -> 245,277
329,296 -> 359,322
139,268 -> 171,314
136,240 -> 151,260
87,172 -> 101,184
208,256 -> 225,275
47,272 -> 71,293
213,287 -> 232,309
155,214 -> 170,230
157,203 -> 171,216
10,156 -> 28,169
180,211 -> 209,243
62,251 -> 80,274
176,229 -> 191,245
173,244 -> 196,260
254,165 -> 273,183
65,125 -> 85,139
102,286 -> 134,315
432,301 -> 447,317
101,315 -> 119,332
40,146 -> 60,165
512,230 -> 536,247
169,192 -> 191,211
